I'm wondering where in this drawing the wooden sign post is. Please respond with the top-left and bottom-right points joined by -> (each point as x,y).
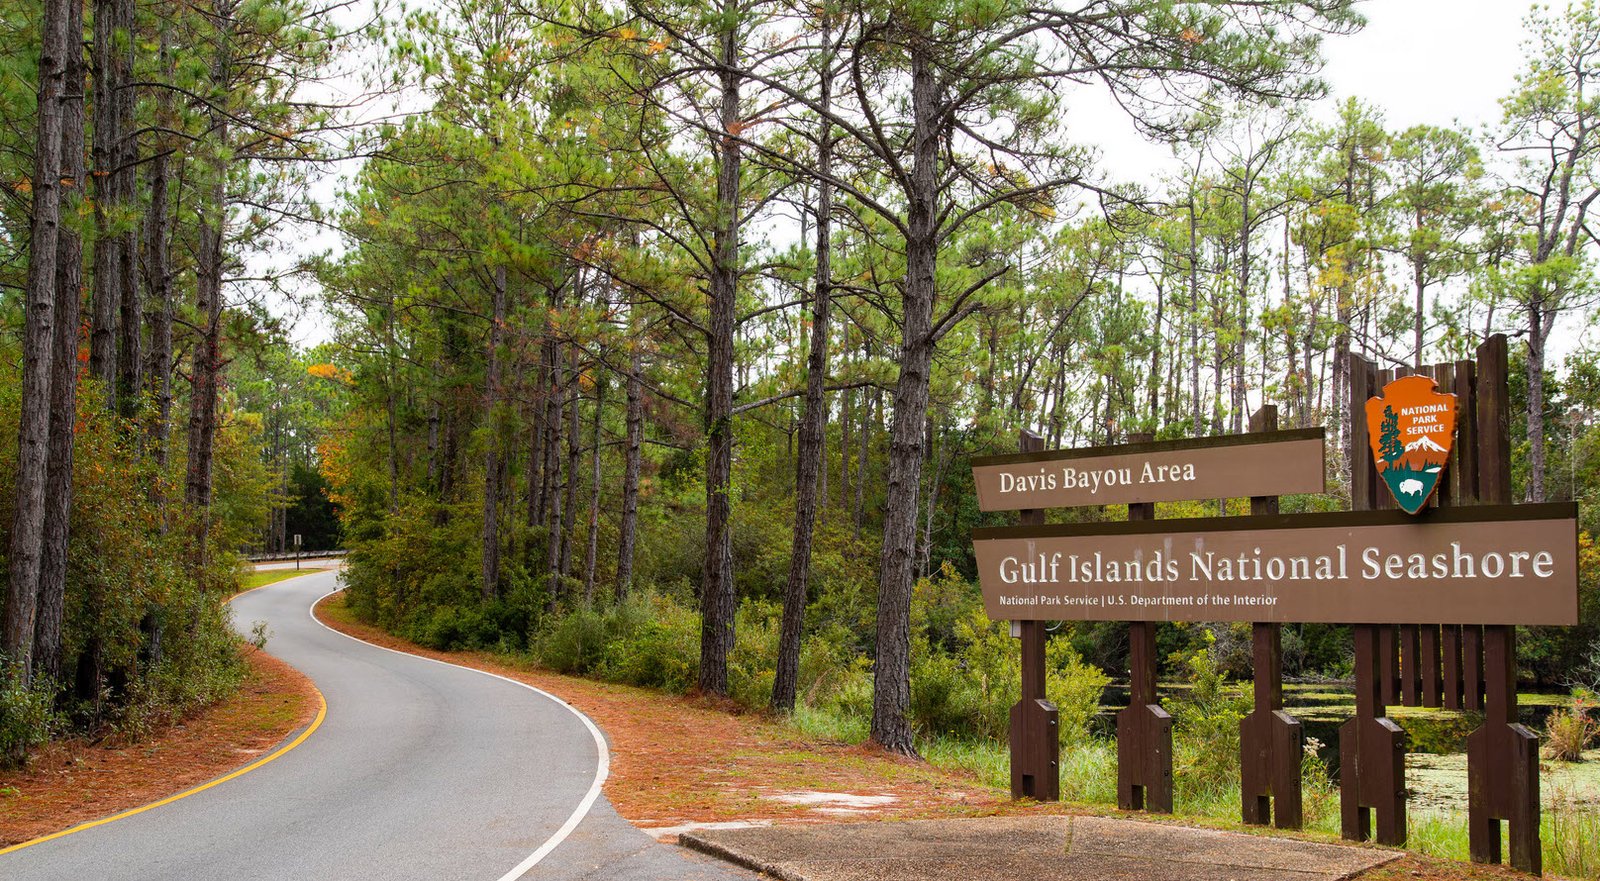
1118,433 -> 1172,814
1009,430 -> 1059,802
1466,336 -> 1542,875
1240,406 -> 1303,830
1343,360 -> 1407,847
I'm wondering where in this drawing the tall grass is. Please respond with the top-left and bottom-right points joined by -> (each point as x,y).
1547,780 -> 1600,879
1408,791 -> 1600,880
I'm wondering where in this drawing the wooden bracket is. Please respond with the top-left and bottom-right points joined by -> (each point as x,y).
1340,623 -> 1407,845
1117,619 -> 1173,813
1467,626 -> 1540,874
1241,622 -> 1304,829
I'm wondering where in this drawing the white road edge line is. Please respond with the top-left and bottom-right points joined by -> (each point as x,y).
306,584 -> 611,881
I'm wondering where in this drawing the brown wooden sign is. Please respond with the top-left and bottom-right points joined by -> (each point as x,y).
970,429 -> 1325,512
972,503 -> 1578,625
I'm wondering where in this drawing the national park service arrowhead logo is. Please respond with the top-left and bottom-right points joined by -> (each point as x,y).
1364,375 -> 1457,515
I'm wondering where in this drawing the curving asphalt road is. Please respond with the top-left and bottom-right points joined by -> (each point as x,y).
1,569 -> 752,881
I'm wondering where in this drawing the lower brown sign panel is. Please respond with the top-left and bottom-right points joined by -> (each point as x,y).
972,503 -> 1578,625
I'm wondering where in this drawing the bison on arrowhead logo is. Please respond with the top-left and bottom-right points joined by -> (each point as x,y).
1364,375 -> 1457,515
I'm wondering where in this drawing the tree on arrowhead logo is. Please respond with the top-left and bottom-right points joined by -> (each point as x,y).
1363,375 -> 1457,515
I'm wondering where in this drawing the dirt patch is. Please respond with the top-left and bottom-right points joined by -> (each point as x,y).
0,647 -> 319,848
1358,855 -> 1551,881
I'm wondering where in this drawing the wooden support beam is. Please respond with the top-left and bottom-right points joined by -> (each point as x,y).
1341,355 -> 1407,847
1009,430 -> 1059,803
1240,406 -> 1302,829
1117,432 -> 1172,814
1465,335 -> 1541,875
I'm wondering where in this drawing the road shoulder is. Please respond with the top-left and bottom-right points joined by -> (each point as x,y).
0,646 -> 319,848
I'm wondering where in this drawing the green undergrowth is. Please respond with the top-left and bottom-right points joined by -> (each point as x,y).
1408,787 -> 1600,880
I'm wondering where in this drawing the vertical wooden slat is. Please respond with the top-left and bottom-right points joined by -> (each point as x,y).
1371,367 -> 1403,707
1452,360 -> 1484,711
1400,625 -> 1422,707
1464,625 -> 1485,712
1351,355 -> 1375,511
1420,625 -> 1442,708
1423,360 -> 1454,709
1434,362 -> 1456,507
1442,623 -> 1464,711
1453,360 -> 1479,504
1380,625 -> 1402,707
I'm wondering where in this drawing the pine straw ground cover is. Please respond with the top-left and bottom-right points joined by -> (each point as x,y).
315,591 -> 1577,880
0,647 -> 319,847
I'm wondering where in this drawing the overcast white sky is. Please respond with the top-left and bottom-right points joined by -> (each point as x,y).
283,1 -> 1584,351
1074,1 -> 1539,182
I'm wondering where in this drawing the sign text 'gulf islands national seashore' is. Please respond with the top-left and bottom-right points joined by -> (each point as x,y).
970,419 -> 1578,627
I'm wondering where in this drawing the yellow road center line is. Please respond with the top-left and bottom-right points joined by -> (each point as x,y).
0,684 -> 328,858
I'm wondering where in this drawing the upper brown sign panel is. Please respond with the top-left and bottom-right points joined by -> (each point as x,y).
970,429 -> 1326,512
971,503 -> 1579,626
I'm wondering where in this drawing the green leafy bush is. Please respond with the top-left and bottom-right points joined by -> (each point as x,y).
1170,632 -> 1253,796
0,665 -> 54,766
594,595 -> 699,692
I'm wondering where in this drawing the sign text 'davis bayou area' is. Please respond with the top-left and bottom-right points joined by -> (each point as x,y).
970,430 -> 1325,511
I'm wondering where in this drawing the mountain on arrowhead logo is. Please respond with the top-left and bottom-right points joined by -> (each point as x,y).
1364,375 -> 1457,515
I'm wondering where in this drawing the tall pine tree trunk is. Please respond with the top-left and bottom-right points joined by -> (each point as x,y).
698,8 -> 741,696
582,377 -> 605,602
112,0 -> 139,417
34,4 -> 87,685
871,40 -> 939,755
3,0 -> 69,682
773,47 -> 833,711
186,38 -> 230,585
481,264 -> 506,599
524,344 -> 547,554
615,338 -> 642,602
88,0 -> 119,395
558,345 -> 581,583
1526,296 -> 1552,502
144,148 -> 175,466
545,345 -> 566,607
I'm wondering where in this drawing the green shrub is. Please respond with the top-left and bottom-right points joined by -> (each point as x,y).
534,605 -> 611,674
1046,636 -> 1110,747
1543,689 -> 1596,762
596,595 -> 699,692
911,644 -> 989,738
728,601 -> 780,708
0,665 -> 54,766
1170,632 -> 1252,797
